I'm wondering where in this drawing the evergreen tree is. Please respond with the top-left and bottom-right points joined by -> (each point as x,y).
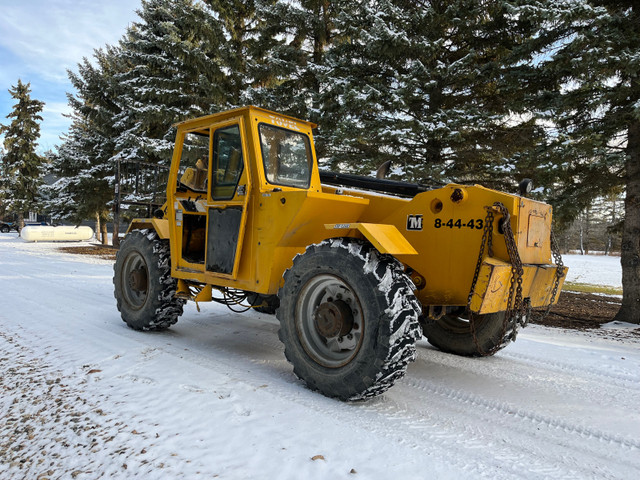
50,0 -> 233,242
532,0 -> 640,323
0,80 -> 46,230
205,0 -> 266,105
249,1 -> 333,109
318,0 -> 545,187
112,0 -> 229,167
248,0 -> 336,158
0,146 -> 6,217
46,47 -> 123,242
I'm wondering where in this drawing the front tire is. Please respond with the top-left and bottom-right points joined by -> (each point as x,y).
0,225 -> 9,233
113,229 -> 185,331
277,238 -> 422,401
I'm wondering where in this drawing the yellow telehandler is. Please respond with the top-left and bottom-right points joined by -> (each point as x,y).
114,106 -> 566,400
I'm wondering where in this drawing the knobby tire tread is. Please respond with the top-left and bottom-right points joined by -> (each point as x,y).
277,238 -> 422,401
113,229 -> 185,331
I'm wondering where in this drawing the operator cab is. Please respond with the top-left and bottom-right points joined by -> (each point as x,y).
170,106 -> 320,281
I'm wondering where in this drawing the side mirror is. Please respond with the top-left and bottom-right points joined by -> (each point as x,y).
376,160 -> 392,179
519,178 -> 533,196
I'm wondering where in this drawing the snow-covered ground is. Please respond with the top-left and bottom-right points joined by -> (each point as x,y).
562,253 -> 622,288
1,235 -> 638,479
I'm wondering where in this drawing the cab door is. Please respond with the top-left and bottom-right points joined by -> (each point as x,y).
205,118 -> 250,278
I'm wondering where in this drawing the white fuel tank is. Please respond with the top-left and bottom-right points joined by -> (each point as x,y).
21,225 -> 94,242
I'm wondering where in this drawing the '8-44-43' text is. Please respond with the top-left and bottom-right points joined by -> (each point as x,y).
434,218 -> 483,230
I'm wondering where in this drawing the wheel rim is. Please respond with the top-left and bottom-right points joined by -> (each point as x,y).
121,251 -> 149,310
295,274 -> 364,368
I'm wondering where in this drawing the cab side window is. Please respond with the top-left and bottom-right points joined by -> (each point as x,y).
211,125 -> 243,200
259,124 -> 312,188
178,132 -> 210,193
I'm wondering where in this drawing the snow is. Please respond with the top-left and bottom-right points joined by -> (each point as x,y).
562,253 -> 622,288
1,234 -> 638,479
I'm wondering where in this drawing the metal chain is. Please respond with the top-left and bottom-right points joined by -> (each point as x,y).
496,203 -> 526,333
543,229 -> 566,318
468,206 -> 495,356
468,202 -> 527,356
467,208 -> 495,308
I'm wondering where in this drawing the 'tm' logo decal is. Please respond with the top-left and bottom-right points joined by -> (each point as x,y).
407,215 -> 423,231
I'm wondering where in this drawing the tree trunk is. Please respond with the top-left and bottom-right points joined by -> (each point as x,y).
113,159 -> 121,248
584,208 -> 590,254
112,217 -> 120,248
17,212 -> 24,236
101,221 -> 108,245
579,219 -> 584,255
95,212 -> 101,243
614,120 -> 640,324
607,195 -> 617,256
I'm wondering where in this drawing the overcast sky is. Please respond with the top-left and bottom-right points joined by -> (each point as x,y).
0,0 -> 142,152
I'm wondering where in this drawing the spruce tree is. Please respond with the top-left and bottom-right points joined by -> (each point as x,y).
204,0 -> 265,105
112,0 -> 229,167
249,0 -> 333,108
0,147 -> 6,217
47,47 -> 123,242
532,0 -> 640,323
50,0 -> 232,243
248,0 -> 336,158
0,80 -> 46,230
319,0 -> 545,186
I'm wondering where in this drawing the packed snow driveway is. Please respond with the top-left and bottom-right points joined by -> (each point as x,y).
1,235 -> 638,479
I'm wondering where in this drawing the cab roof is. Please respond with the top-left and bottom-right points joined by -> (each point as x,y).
173,106 -> 318,131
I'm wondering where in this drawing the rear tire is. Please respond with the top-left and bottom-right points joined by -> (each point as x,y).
113,229 -> 185,331
0,225 -> 9,233
277,238 -> 422,401
422,310 -> 516,356
247,293 -> 279,315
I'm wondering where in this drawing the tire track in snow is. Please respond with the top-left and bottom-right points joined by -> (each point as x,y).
414,342 -> 638,413
374,380 -> 639,480
500,350 -> 640,391
403,352 -> 640,450
400,374 -> 640,450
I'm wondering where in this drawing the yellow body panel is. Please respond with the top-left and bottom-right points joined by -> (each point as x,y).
469,258 -> 565,314
129,106 -> 566,315
127,218 -> 170,239
325,223 -> 418,255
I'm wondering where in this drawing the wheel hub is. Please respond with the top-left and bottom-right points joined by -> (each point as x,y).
314,300 -> 354,338
128,267 -> 148,292
295,274 -> 364,368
